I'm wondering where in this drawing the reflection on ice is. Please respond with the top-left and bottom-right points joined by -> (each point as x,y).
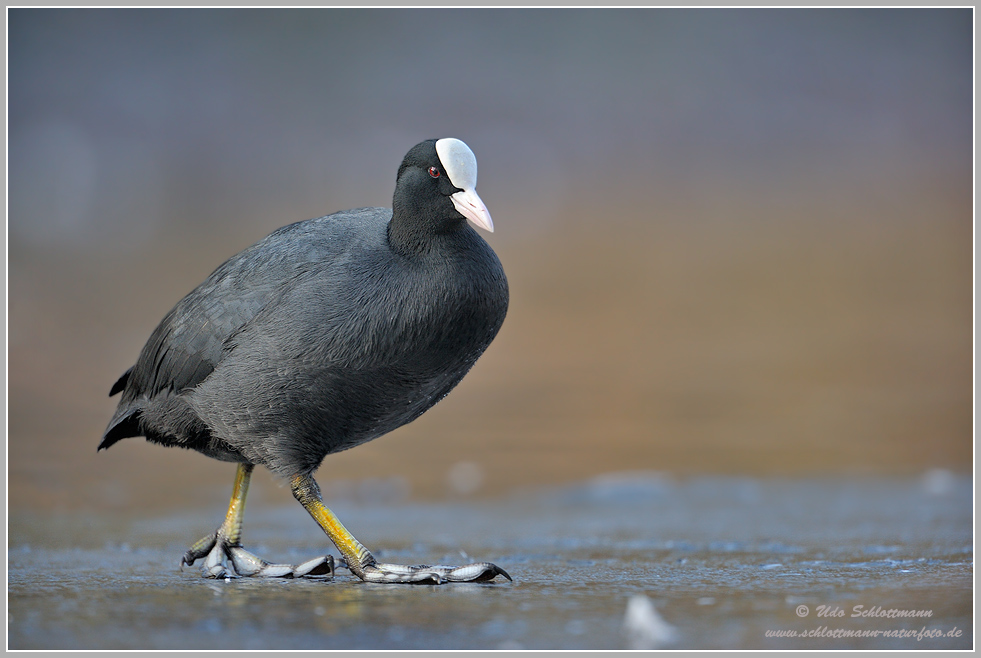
623,594 -> 678,649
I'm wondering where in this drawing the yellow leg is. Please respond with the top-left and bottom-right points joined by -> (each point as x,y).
290,473 -> 375,578
290,472 -> 510,584
218,462 -> 253,546
184,462 -> 253,560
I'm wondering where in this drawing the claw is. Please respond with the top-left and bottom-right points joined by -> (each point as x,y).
444,562 -> 512,583
358,561 -> 511,584
294,555 -> 335,578
203,542 -> 230,578
181,535 -> 217,570
228,546 -> 295,578
181,532 -> 335,579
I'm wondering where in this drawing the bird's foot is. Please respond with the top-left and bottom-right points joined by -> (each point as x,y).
180,534 -> 334,579
342,557 -> 511,584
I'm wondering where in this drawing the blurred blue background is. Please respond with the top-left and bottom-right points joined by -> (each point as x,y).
9,9 -> 971,250
7,9 -> 973,513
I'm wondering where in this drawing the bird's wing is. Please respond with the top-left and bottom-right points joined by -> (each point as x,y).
103,220 -> 323,415
100,210 -> 386,449
126,270 -> 279,399
100,260 -> 288,448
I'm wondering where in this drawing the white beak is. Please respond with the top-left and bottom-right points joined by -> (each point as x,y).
450,188 -> 494,233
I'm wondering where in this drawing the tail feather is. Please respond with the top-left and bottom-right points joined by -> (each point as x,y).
101,366 -> 138,451
109,366 -> 134,397
99,408 -> 141,451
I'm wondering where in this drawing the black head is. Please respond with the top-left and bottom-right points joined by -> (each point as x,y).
390,138 -> 493,252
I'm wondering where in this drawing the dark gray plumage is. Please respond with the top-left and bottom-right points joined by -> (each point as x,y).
99,138 -> 511,584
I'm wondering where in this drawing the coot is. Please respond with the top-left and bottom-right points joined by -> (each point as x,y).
100,138 -> 510,584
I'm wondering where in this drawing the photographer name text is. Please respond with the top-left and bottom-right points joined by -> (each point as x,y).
796,604 -> 933,619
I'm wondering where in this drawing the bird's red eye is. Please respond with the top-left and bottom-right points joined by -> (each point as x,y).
428,166 -> 440,178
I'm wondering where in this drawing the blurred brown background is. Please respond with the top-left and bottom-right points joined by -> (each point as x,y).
8,9 -> 973,516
